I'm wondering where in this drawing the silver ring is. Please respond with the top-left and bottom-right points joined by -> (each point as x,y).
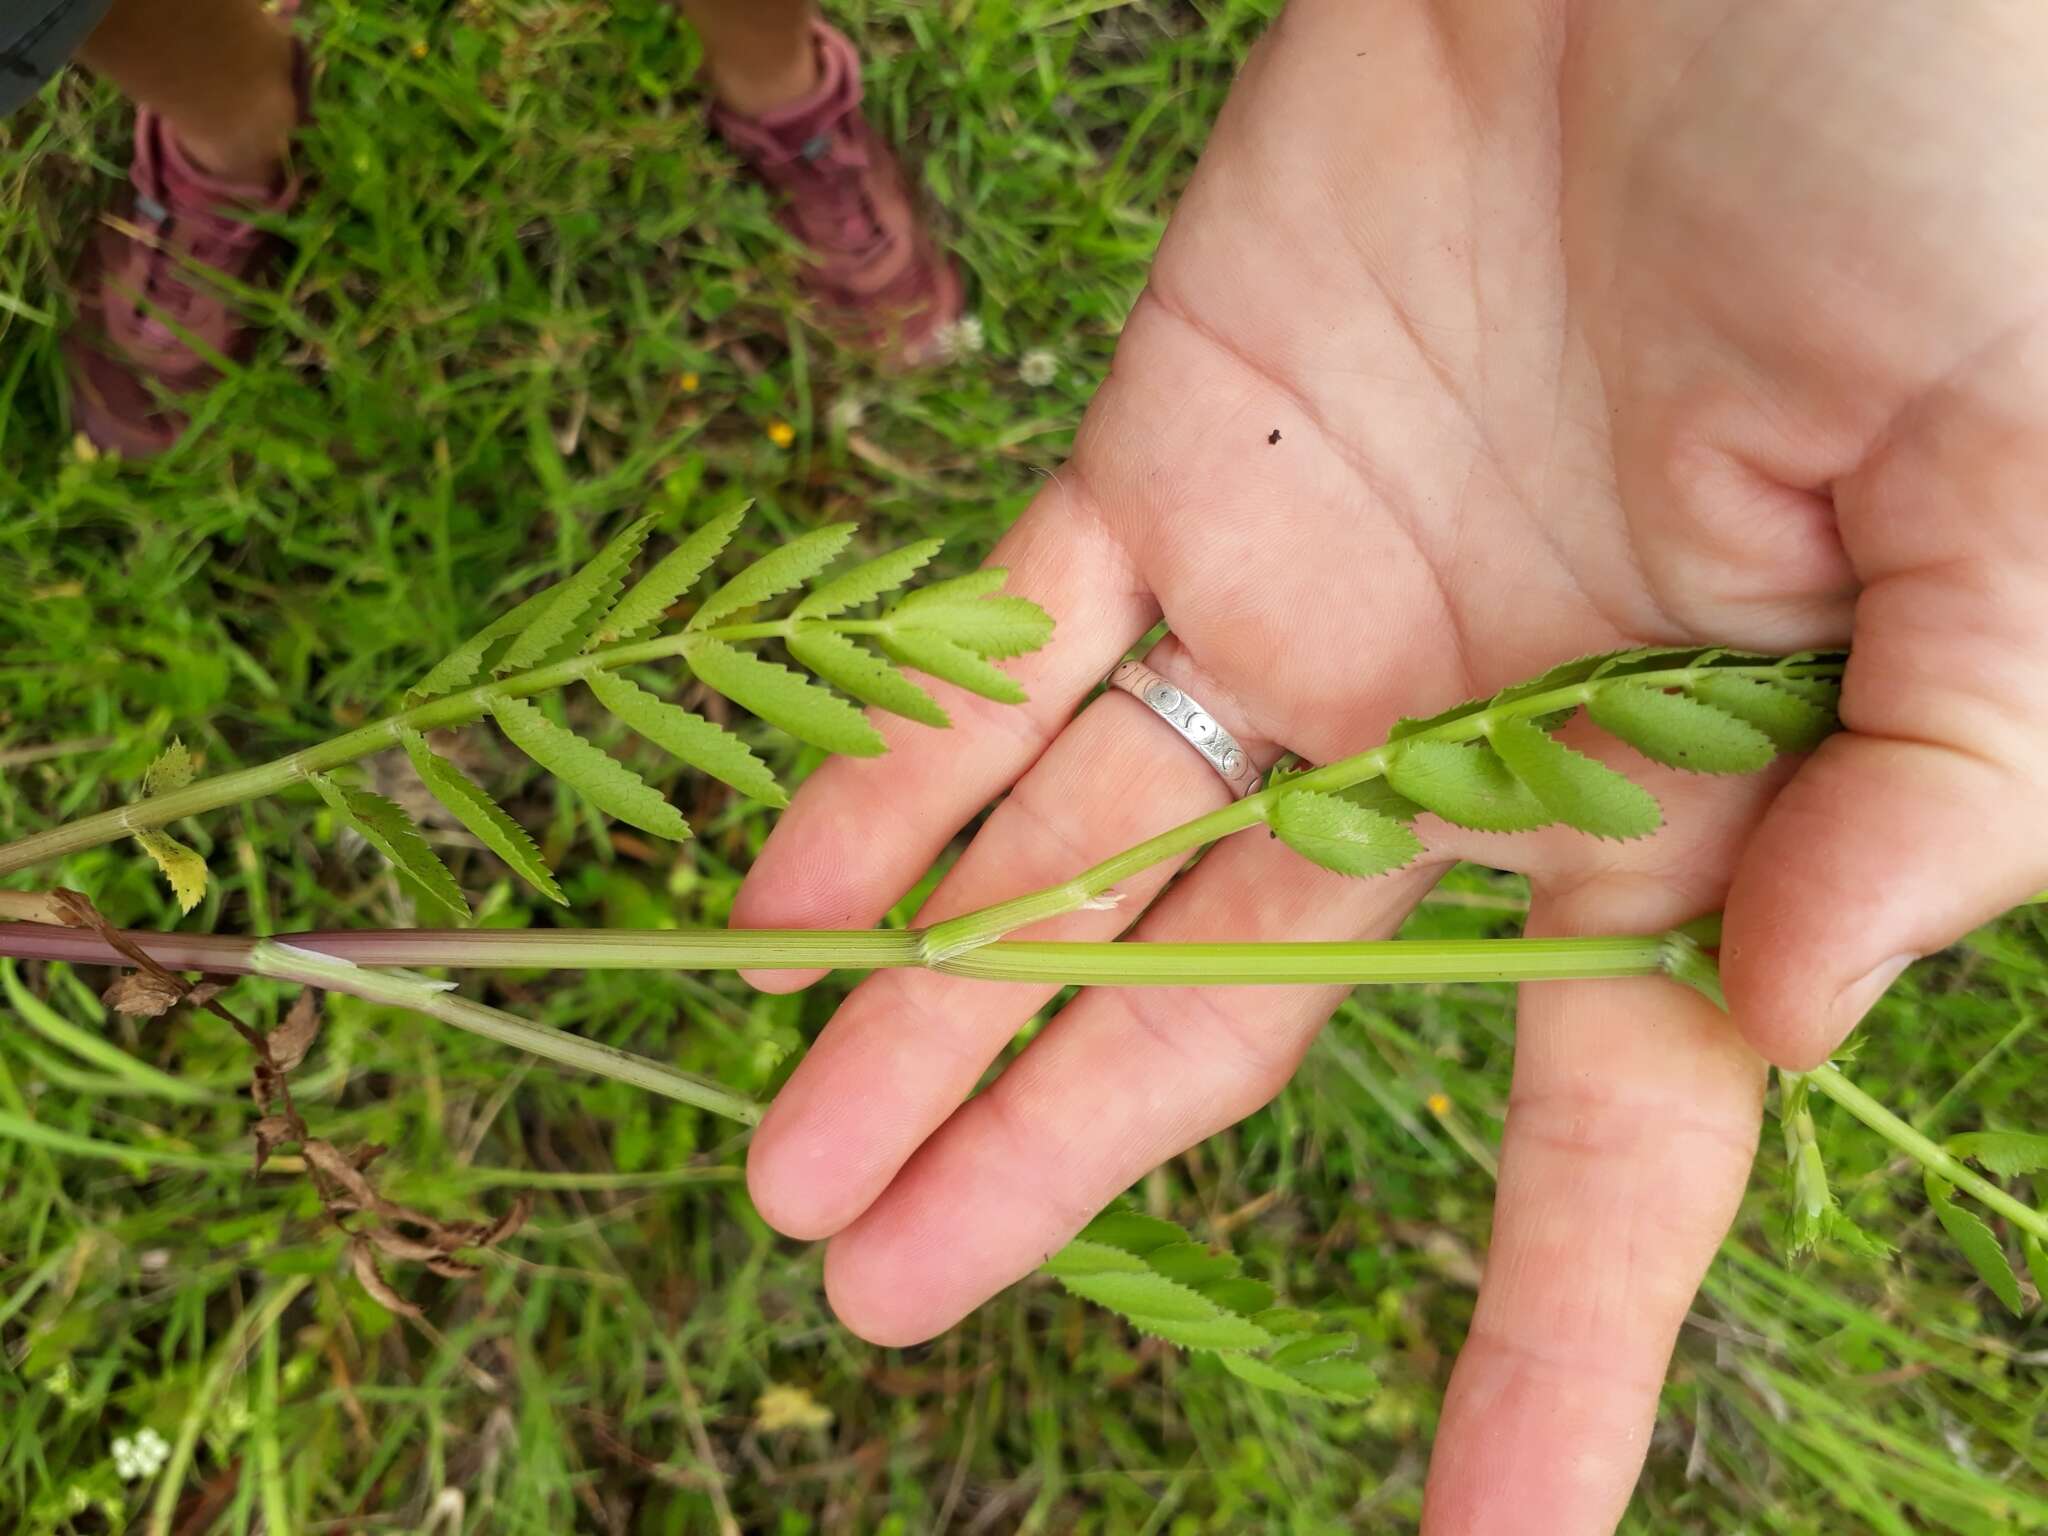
1105,658 -> 1261,799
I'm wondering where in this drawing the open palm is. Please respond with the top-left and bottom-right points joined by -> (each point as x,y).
734,2 -> 2048,1528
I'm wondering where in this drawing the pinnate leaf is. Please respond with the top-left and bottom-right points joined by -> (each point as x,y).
1271,790 -> 1423,878
1384,741 -> 1553,833
688,639 -> 886,756
400,728 -> 566,905
496,514 -> 656,674
488,697 -> 692,841
409,580 -> 562,701
1685,674 -> 1835,753
793,537 -> 943,618
586,670 -> 786,806
1925,1173 -> 2025,1317
878,629 -> 1027,704
1587,684 -> 1775,774
788,630 -> 948,728
690,524 -> 856,629
310,775 -> 470,921
1948,1131 -> 2048,1179
1488,717 -> 1661,840
603,504 -> 748,643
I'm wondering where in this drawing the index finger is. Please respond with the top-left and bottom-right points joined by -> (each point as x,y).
730,475 -> 1156,986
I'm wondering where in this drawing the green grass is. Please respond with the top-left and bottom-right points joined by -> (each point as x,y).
2,2 -> 2045,1530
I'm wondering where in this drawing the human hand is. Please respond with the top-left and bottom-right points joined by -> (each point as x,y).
733,1 -> 2048,1528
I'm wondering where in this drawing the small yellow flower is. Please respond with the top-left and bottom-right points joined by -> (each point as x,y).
1426,1092 -> 1451,1117
679,371 -> 700,393
765,419 -> 796,449
410,40 -> 428,59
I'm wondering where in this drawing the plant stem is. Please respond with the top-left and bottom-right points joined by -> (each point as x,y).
0,617 -> 847,878
248,942 -> 762,1124
1804,1063 -> 2048,1243
919,662 -> 1845,961
2,920 -> 1671,987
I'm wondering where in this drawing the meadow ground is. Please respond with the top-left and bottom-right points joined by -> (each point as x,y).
1,2 -> 2044,1530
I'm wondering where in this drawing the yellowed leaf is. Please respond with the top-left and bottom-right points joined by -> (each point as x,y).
134,829 -> 207,913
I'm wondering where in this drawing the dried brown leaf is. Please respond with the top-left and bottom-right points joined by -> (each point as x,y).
252,1114 -> 297,1172
425,1257 -> 483,1281
366,1227 -> 454,1263
479,1193 -> 534,1250
349,1238 -> 422,1319
102,971 -> 185,1017
302,1139 -> 386,1217
269,991 -> 322,1072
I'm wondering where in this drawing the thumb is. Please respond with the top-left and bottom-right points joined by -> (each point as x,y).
1722,344 -> 2048,1069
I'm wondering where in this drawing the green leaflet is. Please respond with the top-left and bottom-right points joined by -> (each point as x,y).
409,580 -> 563,701
1047,1206 -> 1377,1396
309,775 -> 470,922
488,697 -> 693,842
689,523 -> 856,629
1685,673 -> 1835,753
687,639 -> 886,757
1948,1131 -> 2048,1179
602,504 -> 748,644
2029,1237 -> 2048,1302
1219,1352 -> 1379,1405
877,629 -> 1027,704
1925,1173 -> 2025,1317
889,568 -> 1009,609
143,740 -> 196,795
399,728 -> 567,906
1488,717 -> 1661,840
495,514 -> 657,674
787,630 -> 948,729
1270,790 -> 1423,878
585,670 -> 787,807
1587,684 -> 1776,774
1076,1209 -> 1189,1256
1045,1249 -> 1275,1352
793,536 -> 943,618
1384,741 -> 1553,833
1337,776 -> 1425,823
135,829 -> 208,913
906,595 -> 1055,658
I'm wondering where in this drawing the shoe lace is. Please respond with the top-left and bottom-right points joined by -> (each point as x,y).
125,191 -> 266,331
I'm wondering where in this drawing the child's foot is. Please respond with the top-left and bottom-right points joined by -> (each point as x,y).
710,21 -> 962,369
63,48 -> 306,458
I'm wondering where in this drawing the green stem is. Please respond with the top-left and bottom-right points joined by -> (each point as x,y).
0,617 -> 847,879
2,921 -> 1670,987
919,662 -> 1845,961
1804,1062 -> 2048,1244
248,941 -> 762,1125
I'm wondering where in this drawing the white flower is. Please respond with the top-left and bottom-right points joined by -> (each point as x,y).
113,1427 -> 170,1482
1017,349 -> 1058,387
827,395 -> 867,432
937,316 -> 985,360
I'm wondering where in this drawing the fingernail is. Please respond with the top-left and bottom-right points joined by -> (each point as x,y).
1837,953 -> 1916,1025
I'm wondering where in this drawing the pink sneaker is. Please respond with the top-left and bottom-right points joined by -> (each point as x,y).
63,41 -> 308,458
710,22 -> 963,369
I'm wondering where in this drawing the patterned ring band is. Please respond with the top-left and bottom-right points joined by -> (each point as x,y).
1104,658 -> 1261,800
